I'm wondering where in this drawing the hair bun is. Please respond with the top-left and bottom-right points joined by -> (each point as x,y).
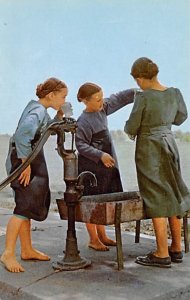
131,57 -> 159,79
36,84 -> 44,98
36,78 -> 67,98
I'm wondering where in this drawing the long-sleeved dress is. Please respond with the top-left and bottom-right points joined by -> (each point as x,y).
124,87 -> 190,218
75,89 -> 134,196
6,100 -> 53,221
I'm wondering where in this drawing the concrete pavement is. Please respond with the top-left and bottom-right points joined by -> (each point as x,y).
1,207 -> 190,300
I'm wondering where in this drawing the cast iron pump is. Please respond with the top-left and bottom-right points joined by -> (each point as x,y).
52,118 -> 97,271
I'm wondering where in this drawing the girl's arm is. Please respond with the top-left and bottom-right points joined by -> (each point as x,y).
75,121 -> 104,164
14,112 -> 42,186
104,88 -> 135,116
173,89 -> 188,126
124,92 -> 145,138
14,112 -> 42,158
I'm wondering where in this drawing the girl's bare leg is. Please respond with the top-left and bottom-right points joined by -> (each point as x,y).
0,216 -> 25,272
86,223 -> 109,251
20,220 -> 50,261
152,217 -> 169,258
168,216 -> 182,252
97,225 -> 116,246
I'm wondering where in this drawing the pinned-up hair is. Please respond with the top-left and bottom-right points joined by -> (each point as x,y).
77,82 -> 101,102
131,57 -> 159,79
36,77 -> 67,98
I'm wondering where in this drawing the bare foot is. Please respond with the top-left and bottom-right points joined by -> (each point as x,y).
88,240 -> 109,251
99,237 -> 117,246
21,248 -> 50,261
1,252 -> 25,273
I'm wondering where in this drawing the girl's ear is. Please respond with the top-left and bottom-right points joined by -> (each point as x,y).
44,92 -> 55,108
136,78 -> 143,86
48,91 -> 54,99
83,99 -> 88,105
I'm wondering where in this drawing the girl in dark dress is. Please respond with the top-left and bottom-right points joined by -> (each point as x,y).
1,78 -> 68,272
75,82 -> 134,251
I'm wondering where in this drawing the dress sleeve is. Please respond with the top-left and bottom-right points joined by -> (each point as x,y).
75,120 -> 103,163
14,112 -> 43,158
103,89 -> 135,115
173,89 -> 188,125
124,92 -> 145,137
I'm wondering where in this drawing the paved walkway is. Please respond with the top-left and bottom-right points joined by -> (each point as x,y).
0,207 -> 190,300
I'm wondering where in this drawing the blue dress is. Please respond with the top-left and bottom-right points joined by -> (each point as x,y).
6,100 -> 52,221
75,89 -> 134,196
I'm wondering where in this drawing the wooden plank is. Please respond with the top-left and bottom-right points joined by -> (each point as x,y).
115,203 -> 124,270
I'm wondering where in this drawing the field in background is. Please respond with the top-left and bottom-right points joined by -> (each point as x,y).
0,133 -> 189,208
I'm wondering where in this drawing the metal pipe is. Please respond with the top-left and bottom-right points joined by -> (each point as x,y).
77,171 -> 97,187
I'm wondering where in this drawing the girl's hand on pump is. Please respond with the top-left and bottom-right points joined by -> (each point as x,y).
18,159 -> 31,187
56,107 -> 64,120
101,153 -> 115,168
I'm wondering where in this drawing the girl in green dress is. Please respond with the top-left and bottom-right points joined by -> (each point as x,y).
125,57 -> 190,268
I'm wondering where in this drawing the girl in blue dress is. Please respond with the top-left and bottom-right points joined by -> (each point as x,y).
1,77 -> 68,272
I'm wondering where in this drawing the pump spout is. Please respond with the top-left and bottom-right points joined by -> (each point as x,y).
77,171 -> 97,187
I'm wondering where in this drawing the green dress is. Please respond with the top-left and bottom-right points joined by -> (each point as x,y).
124,87 -> 190,218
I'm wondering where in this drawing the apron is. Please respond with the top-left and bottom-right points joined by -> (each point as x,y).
78,129 -> 123,196
10,135 -> 50,221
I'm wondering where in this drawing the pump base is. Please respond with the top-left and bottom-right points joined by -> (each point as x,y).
52,257 -> 91,271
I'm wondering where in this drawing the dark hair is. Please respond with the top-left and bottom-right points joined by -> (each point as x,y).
36,77 -> 67,98
77,82 -> 101,102
131,57 -> 159,79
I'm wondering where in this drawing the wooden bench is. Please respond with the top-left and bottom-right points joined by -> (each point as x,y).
56,191 -> 189,270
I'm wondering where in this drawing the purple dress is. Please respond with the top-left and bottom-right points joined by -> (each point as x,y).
75,89 -> 134,196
